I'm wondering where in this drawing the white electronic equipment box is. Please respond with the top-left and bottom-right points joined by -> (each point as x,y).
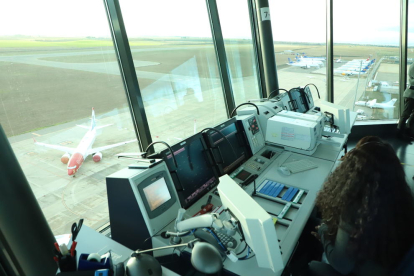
236,114 -> 265,154
106,161 -> 181,251
319,100 -> 351,136
265,116 -> 319,155
277,110 -> 324,139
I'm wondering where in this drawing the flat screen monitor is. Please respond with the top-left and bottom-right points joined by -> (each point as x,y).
157,133 -> 219,209
217,175 -> 284,274
204,118 -> 252,175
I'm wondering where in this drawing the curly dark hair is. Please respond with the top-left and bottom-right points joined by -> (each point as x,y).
316,137 -> 414,269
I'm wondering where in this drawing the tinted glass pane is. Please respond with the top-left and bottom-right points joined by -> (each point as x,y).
119,0 -> 228,150
334,0 -> 400,121
269,0 -> 327,106
0,0 -> 138,234
217,0 -> 261,104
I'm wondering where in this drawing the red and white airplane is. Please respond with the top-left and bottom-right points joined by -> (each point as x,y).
34,108 -> 136,176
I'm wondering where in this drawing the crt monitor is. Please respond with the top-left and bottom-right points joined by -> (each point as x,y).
204,118 -> 252,175
156,132 -> 219,209
106,161 -> 181,251
217,175 -> 284,274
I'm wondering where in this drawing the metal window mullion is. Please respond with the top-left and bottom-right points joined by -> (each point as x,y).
326,0 -> 334,103
252,0 -> 279,97
206,0 -> 236,118
247,0 -> 265,99
399,0 -> 409,115
103,0 -> 152,151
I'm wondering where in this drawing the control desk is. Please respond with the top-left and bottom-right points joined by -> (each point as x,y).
151,144 -> 336,276
107,105 -> 357,275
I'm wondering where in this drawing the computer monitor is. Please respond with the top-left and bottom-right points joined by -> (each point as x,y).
217,175 -> 284,274
204,118 -> 252,175
0,125 -> 57,276
157,133 -> 219,209
106,161 -> 181,251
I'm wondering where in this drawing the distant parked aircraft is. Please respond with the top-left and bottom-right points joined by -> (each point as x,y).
354,98 -> 397,109
336,57 -> 342,63
336,70 -> 366,76
34,108 -> 136,176
287,58 -> 321,69
299,53 -> 326,61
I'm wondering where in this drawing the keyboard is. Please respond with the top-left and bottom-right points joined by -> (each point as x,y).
216,231 -> 238,249
283,159 -> 318,174
323,126 -> 340,133
257,180 -> 302,202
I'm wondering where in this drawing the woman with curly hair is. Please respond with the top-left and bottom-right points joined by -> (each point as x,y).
308,137 -> 414,276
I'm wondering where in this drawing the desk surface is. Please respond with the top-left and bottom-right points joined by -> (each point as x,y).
152,150 -> 334,276
73,225 -> 179,276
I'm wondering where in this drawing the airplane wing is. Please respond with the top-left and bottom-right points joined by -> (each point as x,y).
88,139 -> 137,154
96,124 -> 113,130
77,124 -> 112,130
34,140 -> 76,154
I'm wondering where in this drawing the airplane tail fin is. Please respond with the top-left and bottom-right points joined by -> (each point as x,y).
386,99 -> 397,106
91,107 -> 97,130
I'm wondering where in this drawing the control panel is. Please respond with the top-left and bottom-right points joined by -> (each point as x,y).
229,146 -> 284,186
236,114 -> 265,155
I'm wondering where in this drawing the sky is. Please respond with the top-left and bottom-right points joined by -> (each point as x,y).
1,0 -> 414,46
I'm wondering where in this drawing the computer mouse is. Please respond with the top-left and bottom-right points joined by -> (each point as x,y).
125,253 -> 162,276
278,166 -> 291,176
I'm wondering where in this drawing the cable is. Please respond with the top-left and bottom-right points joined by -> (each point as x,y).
244,253 -> 256,260
142,233 -> 161,250
238,247 -> 251,260
230,103 -> 260,117
236,242 -> 247,255
304,83 -> 321,99
204,228 -> 227,251
145,141 -> 178,169
201,127 -> 237,160
268,88 -> 288,99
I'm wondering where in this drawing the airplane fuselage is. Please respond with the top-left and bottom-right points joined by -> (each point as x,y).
67,128 -> 96,176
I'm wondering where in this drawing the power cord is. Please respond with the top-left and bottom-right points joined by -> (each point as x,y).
238,247 -> 251,260
144,141 -> 178,169
268,88 -> 289,99
204,228 -> 227,251
201,127 -> 237,159
304,83 -> 321,99
230,103 -> 260,117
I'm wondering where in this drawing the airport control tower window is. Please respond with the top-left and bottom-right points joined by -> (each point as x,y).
0,0 -> 139,235
216,0 -> 261,105
333,0 -> 400,121
119,0 -> 228,150
408,1 -> 414,107
269,0 -> 326,106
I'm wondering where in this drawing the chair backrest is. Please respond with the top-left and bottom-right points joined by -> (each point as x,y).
393,245 -> 414,276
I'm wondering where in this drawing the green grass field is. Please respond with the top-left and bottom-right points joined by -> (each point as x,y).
0,38 -> 167,48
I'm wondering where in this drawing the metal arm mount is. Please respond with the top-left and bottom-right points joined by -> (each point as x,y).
131,238 -> 200,257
